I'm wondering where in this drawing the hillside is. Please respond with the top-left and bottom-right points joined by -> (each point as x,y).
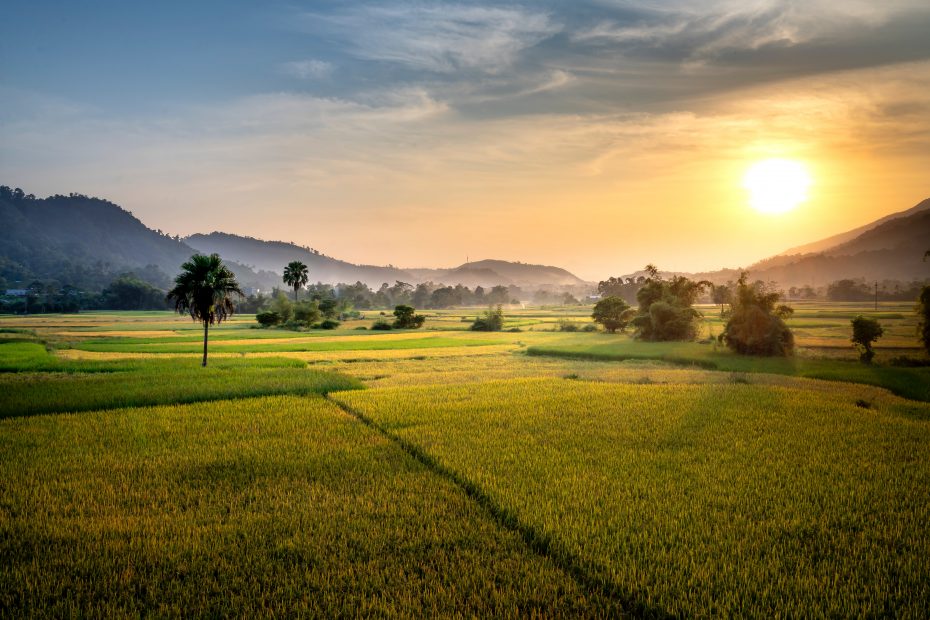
780,198 -> 930,256
687,200 -> 930,287
185,233 -> 417,289
408,259 -> 589,290
0,186 -> 592,293
0,189 -> 194,290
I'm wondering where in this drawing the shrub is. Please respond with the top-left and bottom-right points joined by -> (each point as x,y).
293,300 -> 322,326
591,297 -> 634,333
721,273 -> 794,356
393,305 -> 426,329
557,318 -> 579,332
919,284 -> 930,356
269,292 -> 294,324
317,319 -> 340,330
851,316 -> 883,364
630,266 -> 709,341
582,324 -> 599,332
371,319 -> 393,331
471,305 -> 505,332
255,311 -> 280,327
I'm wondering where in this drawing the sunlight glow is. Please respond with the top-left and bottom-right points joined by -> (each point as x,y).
743,158 -> 812,214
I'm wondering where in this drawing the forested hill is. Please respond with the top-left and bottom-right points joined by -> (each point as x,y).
686,200 -> 930,287
185,233 -> 415,289
0,187 -> 194,290
0,186 -> 590,293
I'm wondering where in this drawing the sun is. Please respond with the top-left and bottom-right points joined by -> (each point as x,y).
742,158 -> 812,214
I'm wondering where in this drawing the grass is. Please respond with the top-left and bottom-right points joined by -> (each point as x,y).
334,378 -> 930,617
0,395 -> 619,616
527,336 -> 930,402
2,305 -> 929,615
73,335 -> 499,354
0,359 -> 362,418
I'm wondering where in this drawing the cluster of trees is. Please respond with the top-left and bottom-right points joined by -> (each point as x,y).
0,274 -> 172,313
591,266 -> 796,357
720,274 -> 795,356
372,305 -> 427,330
470,305 -> 506,331
630,266 -> 712,341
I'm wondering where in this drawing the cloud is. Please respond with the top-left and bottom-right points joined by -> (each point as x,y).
280,59 -> 333,80
302,4 -> 560,74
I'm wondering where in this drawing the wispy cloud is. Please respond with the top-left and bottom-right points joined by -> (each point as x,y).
302,4 -> 560,74
280,59 -> 333,80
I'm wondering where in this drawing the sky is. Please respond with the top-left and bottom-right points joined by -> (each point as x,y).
2,0 -> 929,280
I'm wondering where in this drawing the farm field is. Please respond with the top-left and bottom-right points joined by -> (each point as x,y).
1,303 -> 929,616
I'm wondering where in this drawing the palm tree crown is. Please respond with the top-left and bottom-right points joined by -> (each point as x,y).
283,260 -> 309,301
166,253 -> 243,366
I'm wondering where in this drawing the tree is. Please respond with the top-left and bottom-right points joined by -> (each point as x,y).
851,316 -> 883,364
471,305 -> 505,331
630,265 -> 711,341
393,305 -> 426,329
591,296 -> 634,333
721,272 -> 794,356
166,254 -> 243,367
282,261 -> 309,301
919,249 -> 930,354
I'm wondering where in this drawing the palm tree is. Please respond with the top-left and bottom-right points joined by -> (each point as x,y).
283,260 -> 309,301
166,253 -> 243,367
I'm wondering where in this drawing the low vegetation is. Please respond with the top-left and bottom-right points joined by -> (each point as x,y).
336,378 -> 930,617
1,301 -> 928,615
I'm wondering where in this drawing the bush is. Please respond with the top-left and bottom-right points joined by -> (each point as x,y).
393,305 -> 426,329
630,267 -> 709,341
255,311 -> 281,327
317,319 -> 340,330
591,297 -> 634,333
269,292 -> 294,324
721,273 -> 794,356
919,285 -> 930,356
293,300 -> 322,326
354,326 -> 368,330
371,319 -> 393,331
557,318 -> 580,332
582,324 -> 598,332
471,305 -> 505,332
851,315 -> 883,364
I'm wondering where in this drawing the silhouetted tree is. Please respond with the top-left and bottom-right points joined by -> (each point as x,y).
166,254 -> 243,367
851,316 -> 883,364
471,305 -> 505,331
393,305 -> 426,329
282,261 -> 309,301
591,296 -> 634,333
919,250 -> 930,354
721,272 -> 794,356
631,265 -> 711,341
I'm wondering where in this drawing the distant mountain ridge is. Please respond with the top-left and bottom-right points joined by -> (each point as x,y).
0,186 -> 590,292
674,198 -> 930,287
3,185 -> 927,295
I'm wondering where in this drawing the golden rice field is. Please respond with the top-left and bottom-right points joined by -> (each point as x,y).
1,303 -> 928,617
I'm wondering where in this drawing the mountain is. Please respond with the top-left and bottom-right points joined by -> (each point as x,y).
686,199 -> 930,287
185,233 -> 416,289
0,186 -> 590,293
0,189 -> 194,290
408,259 -> 588,289
779,198 -> 930,256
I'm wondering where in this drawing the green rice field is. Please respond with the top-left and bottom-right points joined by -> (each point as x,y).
1,303 -> 928,616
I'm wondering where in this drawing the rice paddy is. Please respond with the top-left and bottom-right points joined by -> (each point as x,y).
1,303 -> 928,616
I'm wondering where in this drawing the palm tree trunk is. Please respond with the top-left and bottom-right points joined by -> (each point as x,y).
202,320 -> 209,367
294,286 -> 299,302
